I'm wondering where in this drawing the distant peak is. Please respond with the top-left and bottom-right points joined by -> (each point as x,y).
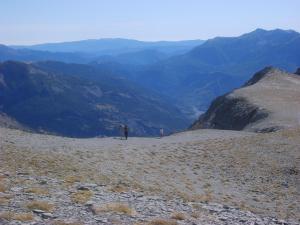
244,28 -> 299,37
253,28 -> 267,33
296,68 -> 300,75
243,66 -> 283,87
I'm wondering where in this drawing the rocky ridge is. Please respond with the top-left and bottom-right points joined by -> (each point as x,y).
191,67 -> 300,132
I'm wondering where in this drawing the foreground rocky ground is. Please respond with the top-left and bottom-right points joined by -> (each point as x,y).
0,127 -> 299,224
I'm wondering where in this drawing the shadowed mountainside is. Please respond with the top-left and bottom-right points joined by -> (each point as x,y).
0,61 -> 188,137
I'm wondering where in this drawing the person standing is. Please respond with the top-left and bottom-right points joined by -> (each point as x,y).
124,125 -> 129,140
160,128 -> 164,138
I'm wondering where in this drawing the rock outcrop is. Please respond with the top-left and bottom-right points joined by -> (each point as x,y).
191,67 -> 300,132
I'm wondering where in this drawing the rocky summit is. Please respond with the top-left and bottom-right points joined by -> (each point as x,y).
191,67 -> 300,132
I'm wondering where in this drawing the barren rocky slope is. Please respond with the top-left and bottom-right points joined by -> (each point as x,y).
191,67 -> 300,132
0,127 -> 299,224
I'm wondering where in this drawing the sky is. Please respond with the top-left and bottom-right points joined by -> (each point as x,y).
0,0 -> 299,45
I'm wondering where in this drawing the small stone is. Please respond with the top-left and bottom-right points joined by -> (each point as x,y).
42,213 -> 54,219
39,180 -> 47,185
11,187 -> 23,192
77,186 -> 90,191
33,209 -> 45,214
85,201 -> 95,206
4,172 -> 10,177
223,205 -> 230,209
17,172 -> 29,175
95,218 -> 108,223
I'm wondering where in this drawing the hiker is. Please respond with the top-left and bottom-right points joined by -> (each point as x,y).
160,128 -> 164,138
124,125 -> 128,140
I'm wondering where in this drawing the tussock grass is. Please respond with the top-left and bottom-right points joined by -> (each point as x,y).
52,220 -> 83,225
26,200 -> 55,212
170,212 -> 186,220
0,194 -> 12,205
25,187 -> 49,195
0,211 -> 14,220
0,183 -> 6,192
71,190 -> 93,204
64,175 -> 83,186
0,211 -> 34,221
92,202 -> 136,216
147,219 -> 178,225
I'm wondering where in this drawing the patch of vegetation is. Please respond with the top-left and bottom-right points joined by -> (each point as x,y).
25,187 -> 49,195
52,220 -> 83,225
147,218 -> 178,225
92,202 -> 136,216
0,211 -> 34,221
170,212 -> 186,220
26,200 -> 55,212
0,183 -> 6,192
71,190 -> 93,204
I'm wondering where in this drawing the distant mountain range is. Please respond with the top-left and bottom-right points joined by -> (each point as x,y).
1,39 -> 205,65
116,29 -> 300,118
0,61 -> 188,137
0,28 -> 300,136
11,38 -> 205,56
0,44 -> 93,63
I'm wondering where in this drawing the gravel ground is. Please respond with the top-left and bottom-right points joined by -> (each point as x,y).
0,127 -> 299,224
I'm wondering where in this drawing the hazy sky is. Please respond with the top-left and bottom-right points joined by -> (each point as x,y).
0,0 -> 299,45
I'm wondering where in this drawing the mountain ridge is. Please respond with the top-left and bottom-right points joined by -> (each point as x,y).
191,67 -> 300,132
0,60 -> 188,137
11,38 -> 205,55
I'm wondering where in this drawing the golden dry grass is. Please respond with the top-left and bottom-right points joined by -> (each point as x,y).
64,175 -> 83,186
0,195 -> 12,205
26,200 -> 55,212
25,187 -> 49,195
110,183 -> 129,193
0,183 -> 6,192
147,219 -> 178,225
170,212 -> 186,220
0,197 -> 9,205
92,202 -> 137,216
71,190 -> 93,204
52,220 -> 84,225
0,211 -> 14,220
0,211 -> 34,221
13,212 -> 34,221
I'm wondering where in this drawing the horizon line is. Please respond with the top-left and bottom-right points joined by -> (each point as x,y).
4,27 -> 299,46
